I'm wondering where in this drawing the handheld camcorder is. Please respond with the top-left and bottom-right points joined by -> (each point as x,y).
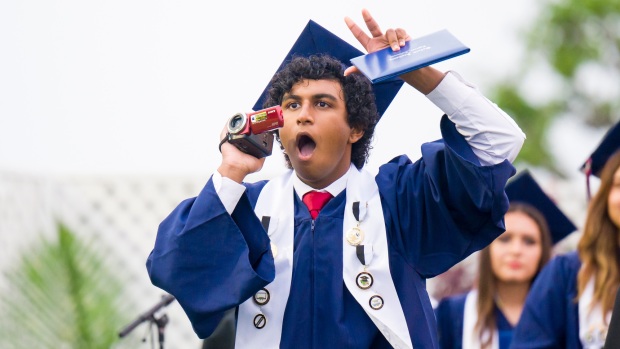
224,106 -> 284,158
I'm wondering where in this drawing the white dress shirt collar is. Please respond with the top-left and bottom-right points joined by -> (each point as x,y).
292,163 -> 354,200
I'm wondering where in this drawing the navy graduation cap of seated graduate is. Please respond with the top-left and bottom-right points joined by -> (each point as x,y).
581,120 -> 620,200
505,170 -> 577,245
511,121 -> 620,349
146,9 -> 525,349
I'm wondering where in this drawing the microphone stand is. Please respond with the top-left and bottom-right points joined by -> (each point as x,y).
119,294 -> 176,349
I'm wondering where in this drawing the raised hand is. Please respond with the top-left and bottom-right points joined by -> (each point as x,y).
345,9 -> 411,54
344,9 -> 411,77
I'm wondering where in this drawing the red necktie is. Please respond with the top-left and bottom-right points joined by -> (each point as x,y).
302,191 -> 333,219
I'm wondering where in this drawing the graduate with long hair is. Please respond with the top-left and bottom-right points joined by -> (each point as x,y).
511,121 -> 620,349
435,171 -> 576,349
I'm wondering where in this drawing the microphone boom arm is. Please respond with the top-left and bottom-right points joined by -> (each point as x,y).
118,294 -> 176,338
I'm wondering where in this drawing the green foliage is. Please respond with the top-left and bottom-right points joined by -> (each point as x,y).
528,0 -> 620,76
0,223 -> 140,349
489,0 -> 620,173
529,0 -> 620,125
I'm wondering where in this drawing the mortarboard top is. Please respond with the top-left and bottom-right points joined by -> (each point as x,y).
580,120 -> 620,200
505,170 -> 577,244
253,20 -> 404,118
581,120 -> 620,177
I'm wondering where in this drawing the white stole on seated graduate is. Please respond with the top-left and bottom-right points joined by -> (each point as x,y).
579,277 -> 612,349
235,165 -> 413,349
462,290 -> 499,349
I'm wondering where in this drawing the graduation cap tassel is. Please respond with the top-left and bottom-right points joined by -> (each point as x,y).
585,158 -> 592,202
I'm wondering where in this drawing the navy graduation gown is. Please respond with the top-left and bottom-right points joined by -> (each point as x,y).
510,251 -> 582,349
435,292 -> 515,349
147,116 -> 516,348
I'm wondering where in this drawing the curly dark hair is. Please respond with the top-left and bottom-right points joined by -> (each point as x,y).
263,54 -> 379,169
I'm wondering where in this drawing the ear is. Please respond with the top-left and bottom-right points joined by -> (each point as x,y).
348,127 -> 364,144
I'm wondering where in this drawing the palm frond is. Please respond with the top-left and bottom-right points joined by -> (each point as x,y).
0,222 -> 141,349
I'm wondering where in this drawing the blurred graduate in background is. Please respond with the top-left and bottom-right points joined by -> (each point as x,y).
511,121 -> 620,349
435,170 -> 577,349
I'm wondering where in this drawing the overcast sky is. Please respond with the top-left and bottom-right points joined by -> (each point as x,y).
3,0 -> 589,180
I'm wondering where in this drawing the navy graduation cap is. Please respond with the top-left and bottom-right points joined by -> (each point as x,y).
581,120 -> 620,199
505,170 -> 577,244
253,20 -> 404,118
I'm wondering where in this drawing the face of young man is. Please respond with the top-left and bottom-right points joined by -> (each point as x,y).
490,211 -> 543,285
278,79 -> 363,189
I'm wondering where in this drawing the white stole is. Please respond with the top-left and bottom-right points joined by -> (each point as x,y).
462,290 -> 499,349
579,277 -> 612,348
235,171 -> 295,349
235,166 -> 413,349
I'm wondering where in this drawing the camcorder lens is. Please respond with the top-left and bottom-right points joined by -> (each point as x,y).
228,113 -> 247,134
230,116 -> 242,128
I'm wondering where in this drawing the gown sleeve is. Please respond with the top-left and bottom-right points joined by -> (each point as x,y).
146,177 -> 274,338
377,115 -> 516,277
510,252 -> 581,349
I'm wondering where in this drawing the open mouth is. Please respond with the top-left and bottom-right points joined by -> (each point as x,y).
297,134 -> 316,159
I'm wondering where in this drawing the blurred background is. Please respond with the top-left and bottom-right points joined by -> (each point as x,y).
1,0 -> 618,347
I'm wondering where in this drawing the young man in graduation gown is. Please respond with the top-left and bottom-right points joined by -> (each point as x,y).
146,9 -> 525,349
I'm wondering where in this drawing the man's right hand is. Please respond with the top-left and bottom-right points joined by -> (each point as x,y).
217,122 -> 266,183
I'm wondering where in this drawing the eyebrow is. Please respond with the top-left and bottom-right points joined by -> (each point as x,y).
282,93 -> 340,102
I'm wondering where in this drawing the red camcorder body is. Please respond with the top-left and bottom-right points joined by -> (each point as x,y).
225,106 -> 284,158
